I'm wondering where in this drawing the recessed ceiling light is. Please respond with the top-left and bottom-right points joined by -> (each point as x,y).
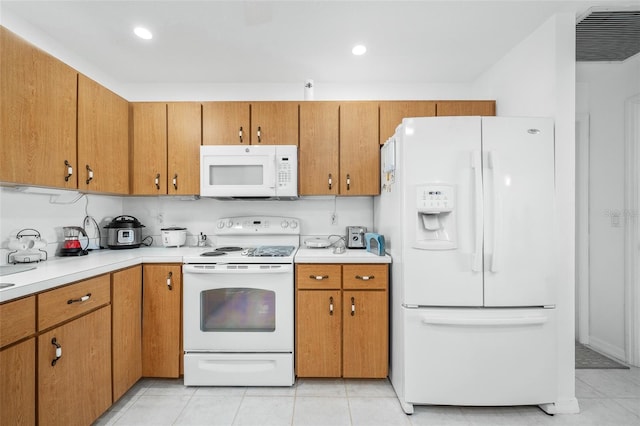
352,44 -> 367,56
134,27 -> 153,40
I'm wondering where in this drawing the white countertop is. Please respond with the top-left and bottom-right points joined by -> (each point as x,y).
1,246 -> 391,303
294,248 -> 391,264
0,247 -> 205,303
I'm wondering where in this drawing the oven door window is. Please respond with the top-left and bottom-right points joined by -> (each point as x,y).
200,288 -> 275,332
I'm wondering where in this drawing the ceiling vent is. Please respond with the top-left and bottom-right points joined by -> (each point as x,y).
576,9 -> 640,61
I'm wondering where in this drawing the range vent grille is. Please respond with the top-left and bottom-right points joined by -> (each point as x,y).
576,9 -> 640,61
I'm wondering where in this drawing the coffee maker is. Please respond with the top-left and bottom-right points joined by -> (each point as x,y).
59,226 -> 89,256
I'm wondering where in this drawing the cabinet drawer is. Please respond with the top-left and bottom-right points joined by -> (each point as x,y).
0,295 -> 36,348
342,264 -> 388,290
38,274 -> 111,331
296,264 -> 341,289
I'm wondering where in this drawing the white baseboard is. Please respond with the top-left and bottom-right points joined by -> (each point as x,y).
588,336 -> 626,362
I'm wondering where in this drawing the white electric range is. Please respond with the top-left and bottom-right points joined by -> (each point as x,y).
182,216 -> 299,386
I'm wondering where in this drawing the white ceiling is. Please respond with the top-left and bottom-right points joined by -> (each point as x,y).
0,0 -> 634,86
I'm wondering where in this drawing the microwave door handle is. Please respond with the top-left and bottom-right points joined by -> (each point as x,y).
265,155 -> 276,189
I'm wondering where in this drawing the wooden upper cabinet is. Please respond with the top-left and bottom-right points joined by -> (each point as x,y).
251,102 -> 299,145
130,102 -> 168,195
167,103 -> 201,195
436,100 -> 496,116
0,26 -> 77,189
202,102 -> 250,145
340,102 -> 380,195
299,102 -> 340,196
379,101 -> 436,144
77,74 -> 129,194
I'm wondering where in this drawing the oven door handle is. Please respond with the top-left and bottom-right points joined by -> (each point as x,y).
183,264 -> 293,274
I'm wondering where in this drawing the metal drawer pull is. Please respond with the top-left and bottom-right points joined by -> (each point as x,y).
86,164 -> 94,185
239,126 -> 244,143
67,293 -> 91,304
351,297 -> 355,316
355,275 -> 375,281
167,271 -> 173,290
173,173 -> 178,190
329,296 -> 334,315
257,126 -> 262,143
51,338 -> 62,366
155,173 -> 161,190
310,275 -> 329,280
346,174 -> 351,190
328,173 -> 333,190
64,160 -> 73,181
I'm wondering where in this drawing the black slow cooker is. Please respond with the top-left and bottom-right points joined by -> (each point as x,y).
104,215 -> 145,249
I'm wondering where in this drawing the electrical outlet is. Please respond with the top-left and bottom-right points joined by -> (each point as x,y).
330,212 -> 338,225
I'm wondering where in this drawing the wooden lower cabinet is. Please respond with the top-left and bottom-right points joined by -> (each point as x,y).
0,338 -> 35,426
142,264 -> 182,378
112,266 -> 143,401
296,290 -> 342,377
342,290 -> 388,378
38,306 -> 112,426
295,264 -> 388,378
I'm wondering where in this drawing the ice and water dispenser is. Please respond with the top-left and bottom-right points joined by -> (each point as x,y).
414,184 -> 457,250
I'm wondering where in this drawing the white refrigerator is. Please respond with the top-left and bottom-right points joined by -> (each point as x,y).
374,116 -> 558,414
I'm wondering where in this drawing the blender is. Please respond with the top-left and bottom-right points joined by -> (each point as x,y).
59,226 -> 89,256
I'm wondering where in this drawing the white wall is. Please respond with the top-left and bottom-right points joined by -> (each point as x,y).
473,14 -> 578,414
576,53 -> 640,359
0,188 -> 123,263
121,196 -> 373,247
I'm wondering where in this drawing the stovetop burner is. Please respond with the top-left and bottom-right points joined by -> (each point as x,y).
200,251 -> 227,257
214,246 -> 244,252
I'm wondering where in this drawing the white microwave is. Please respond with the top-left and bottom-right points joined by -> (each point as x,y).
200,145 -> 298,199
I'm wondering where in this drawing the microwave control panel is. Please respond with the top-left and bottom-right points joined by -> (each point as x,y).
275,146 -> 298,197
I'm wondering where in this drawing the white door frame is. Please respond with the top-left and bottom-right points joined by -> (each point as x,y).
575,114 -> 590,344
624,94 -> 640,366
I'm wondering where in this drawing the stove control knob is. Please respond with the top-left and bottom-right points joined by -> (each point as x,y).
226,220 -> 234,228
281,220 -> 289,229
290,221 -> 298,229
217,221 -> 225,229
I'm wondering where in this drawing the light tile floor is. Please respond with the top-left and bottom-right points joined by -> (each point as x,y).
94,367 -> 640,426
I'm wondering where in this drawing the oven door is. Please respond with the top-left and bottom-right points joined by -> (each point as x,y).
183,263 -> 293,352
200,145 -> 276,197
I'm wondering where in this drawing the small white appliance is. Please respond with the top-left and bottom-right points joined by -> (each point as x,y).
200,145 -> 297,199
182,216 -> 300,386
161,227 -> 187,247
375,116 -> 558,414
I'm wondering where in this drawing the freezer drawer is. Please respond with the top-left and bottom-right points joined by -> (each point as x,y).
404,307 -> 556,406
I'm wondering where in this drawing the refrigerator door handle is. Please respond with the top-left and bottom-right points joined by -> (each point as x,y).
420,315 -> 548,327
471,151 -> 483,272
487,151 -> 501,273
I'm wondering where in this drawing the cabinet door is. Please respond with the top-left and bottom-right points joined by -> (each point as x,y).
296,290 -> 342,377
379,101 -> 436,144
299,102 -> 340,195
38,306 -> 112,426
131,102 -> 167,194
202,102 -> 250,145
77,74 -> 129,194
0,295 -> 35,348
0,27 -> 77,188
436,101 -> 496,116
342,290 -> 388,378
339,102 -> 380,195
251,102 -> 299,145
112,266 -> 142,402
167,102 -> 201,195
0,339 -> 35,426
142,264 -> 182,378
